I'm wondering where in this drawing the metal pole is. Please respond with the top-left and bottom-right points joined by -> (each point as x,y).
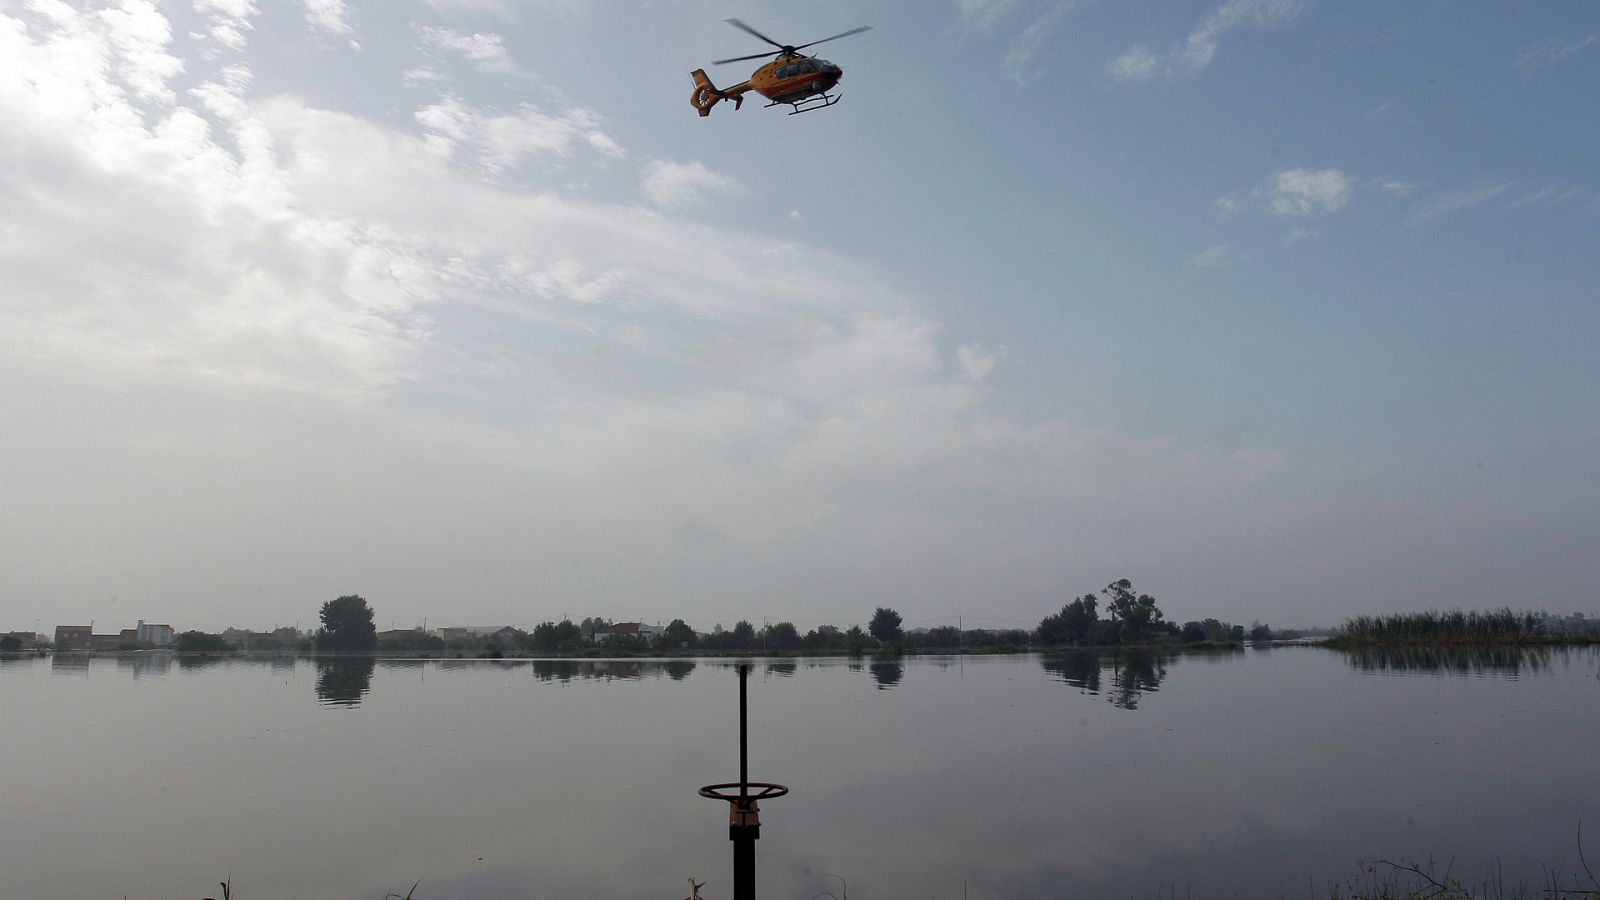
734,663 -> 754,900
739,664 -> 749,799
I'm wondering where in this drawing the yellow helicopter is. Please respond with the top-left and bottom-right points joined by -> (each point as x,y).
690,19 -> 871,117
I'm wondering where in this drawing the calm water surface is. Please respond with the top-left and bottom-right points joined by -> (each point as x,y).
2,647 -> 1598,899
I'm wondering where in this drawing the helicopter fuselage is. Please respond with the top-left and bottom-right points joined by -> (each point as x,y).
750,54 -> 842,103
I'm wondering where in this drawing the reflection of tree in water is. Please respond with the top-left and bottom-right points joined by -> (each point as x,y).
1107,650 -> 1165,710
664,660 -> 696,681
315,658 -> 375,706
1340,644 -> 1575,677
532,660 -> 578,683
869,660 -> 903,690
766,662 -> 796,678
1040,650 -> 1102,694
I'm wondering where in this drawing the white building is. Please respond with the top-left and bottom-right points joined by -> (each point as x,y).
137,620 -> 175,646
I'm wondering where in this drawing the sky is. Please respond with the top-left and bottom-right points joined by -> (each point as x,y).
2,0 -> 1597,635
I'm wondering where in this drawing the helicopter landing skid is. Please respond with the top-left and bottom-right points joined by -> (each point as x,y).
771,92 -> 841,115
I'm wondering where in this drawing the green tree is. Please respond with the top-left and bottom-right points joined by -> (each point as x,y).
730,620 -> 757,650
661,619 -> 697,649
1103,579 -> 1164,644
315,595 -> 377,652
175,631 -> 232,652
764,621 -> 801,650
0,635 -> 22,652
845,624 -> 867,655
1039,594 -> 1099,646
869,607 -> 903,645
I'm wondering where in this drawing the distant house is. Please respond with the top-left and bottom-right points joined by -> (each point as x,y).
433,626 -> 524,644
593,622 -> 664,643
137,621 -> 175,646
2,631 -> 38,650
55,626 -> 92,650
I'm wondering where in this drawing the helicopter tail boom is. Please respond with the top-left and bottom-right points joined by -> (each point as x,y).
690,69 -> 745,116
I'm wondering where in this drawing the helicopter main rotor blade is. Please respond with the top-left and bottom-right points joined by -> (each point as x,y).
712,50 -> 780,65
724,18 -> 786,50
792,25 -> 871,51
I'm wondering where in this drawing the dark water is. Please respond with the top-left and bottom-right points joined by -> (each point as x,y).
2,647 -> 1598,899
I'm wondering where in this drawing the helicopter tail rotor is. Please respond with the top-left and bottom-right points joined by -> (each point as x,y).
690,69 -> 742,116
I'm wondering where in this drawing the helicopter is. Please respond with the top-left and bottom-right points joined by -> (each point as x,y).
690,18 -> 871,117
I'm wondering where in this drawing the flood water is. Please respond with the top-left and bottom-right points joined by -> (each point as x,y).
2,647 -> 1598,899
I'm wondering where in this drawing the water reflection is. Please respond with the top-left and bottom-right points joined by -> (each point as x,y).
1337,644 -> 1594,677
51,653 -> 90,674
869,659 -> 903,690
528,659 -> 700,683
1108,650 -> 1166,710
1039,649 -> 1171,709
116,653 -> 173,679
766,662 -> 796,678
1040,650 -> 1101,694
315,658 -> 375,706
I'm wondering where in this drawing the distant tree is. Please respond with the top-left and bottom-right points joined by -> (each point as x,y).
315,595 -> 377,652
845,625 -> 867,656
175,631 -> 233,652
762,621 -> 801,650
730,620 -> 757,650
1103,580 -> 1164,644
662,619 -> 697,649
1249,621 -> 1274,642
869,607 -> 904,645
579,617 -> 611,640
802,625 -> 840,650
1227,624 -> 1245,643
0,635 -> 22,652
1039,595 -> 1099,646
1181,621 -> 1207,643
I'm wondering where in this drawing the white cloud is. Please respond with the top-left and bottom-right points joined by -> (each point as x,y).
1504,185 -> 1586,209
192,0 -> 258,52
1514,33 -> 1599,73
959,0 -> 1020,30
1108,0 -> 1309,83
1267,168 -> 1352,216
302,0 -> 355,42
1190,244 -> 1245,268
1003,1 -> 1077,83
417,25 -> 519,75
416,96 -> 624,173
1105,45 -> 1160,83
97,0 -> 185,104
1374,178 -> 1415,198
640,159 -> 743,210
1406,182 -> 1516,227
956,343 -> 1005,382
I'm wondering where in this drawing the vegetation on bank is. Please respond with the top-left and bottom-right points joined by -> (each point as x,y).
1325,608 -> 1600,647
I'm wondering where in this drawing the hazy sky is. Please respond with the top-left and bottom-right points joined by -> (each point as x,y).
3,0 -> 1596,634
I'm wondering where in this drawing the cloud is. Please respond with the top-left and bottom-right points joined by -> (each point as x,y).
1003,1 -> 1078,83
1503,185 -> 1587,209
956,343 -> 1005,382
192,0 -> 258,52
959,0 -> 1020,30
1514,33 -> 1599,73
1108,0 -> 1309,83
416,96 -> 624,173
416,25 -> 519,75
640,160 -> 743,210
302,0 -> 356,44
1406,182 -> 1516,227
1266,168 -> 1352,216
1105,45 -> 1160,83
1190,244 -> 1245,268
1373,178 -> 1415,198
